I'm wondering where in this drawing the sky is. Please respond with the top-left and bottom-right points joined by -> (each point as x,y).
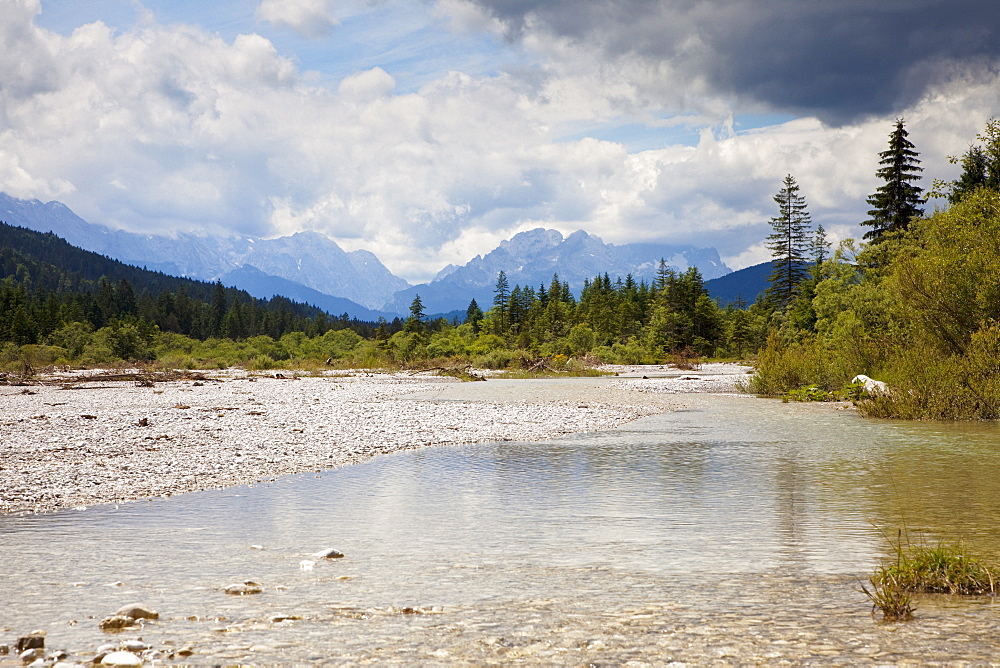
1,0 -> 999,283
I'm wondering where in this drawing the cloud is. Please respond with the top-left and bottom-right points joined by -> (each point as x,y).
1,1 -> 999,285
456,0 -> 1000,125
256,0 -> 339,39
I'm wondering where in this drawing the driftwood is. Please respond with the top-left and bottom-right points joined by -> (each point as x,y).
525,359 -> 561,373
408,365 -> 486,382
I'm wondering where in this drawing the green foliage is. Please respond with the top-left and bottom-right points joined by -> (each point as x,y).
781,384 -> 834,403
746,332 -> 846,395
754,172 -> 1000,419
935,118 -> 1000,204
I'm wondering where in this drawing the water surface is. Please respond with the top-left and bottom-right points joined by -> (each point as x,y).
2,385 -> 1000,664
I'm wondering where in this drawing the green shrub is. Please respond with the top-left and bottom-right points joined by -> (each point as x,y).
247,354 -> 276,370
781,384 -> 834,402
473,348 -> 515,370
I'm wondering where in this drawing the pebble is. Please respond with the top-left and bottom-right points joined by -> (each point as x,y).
15,634 -> 44,652
19,648 -> 42,662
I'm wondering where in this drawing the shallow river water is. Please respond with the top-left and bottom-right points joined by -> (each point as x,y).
3,382 -> 1000,665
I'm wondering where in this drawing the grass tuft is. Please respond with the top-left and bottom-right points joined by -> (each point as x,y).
860,575 -> 914,622
875,538 -> 996,596
862,529 -> 996,622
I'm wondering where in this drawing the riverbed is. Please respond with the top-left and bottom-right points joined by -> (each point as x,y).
3,367 -> 1000,665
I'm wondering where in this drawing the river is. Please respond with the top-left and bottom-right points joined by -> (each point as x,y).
3,380 -> 1000,664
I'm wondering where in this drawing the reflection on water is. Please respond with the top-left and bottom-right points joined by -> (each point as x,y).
2,388 -> 1000,664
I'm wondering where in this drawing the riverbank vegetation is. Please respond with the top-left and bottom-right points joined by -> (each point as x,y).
749,119 -> 1000,419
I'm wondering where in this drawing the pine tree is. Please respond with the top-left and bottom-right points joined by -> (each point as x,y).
404,294 -> 426,334
492,271 -> 510,335
765,174 -> 812,308
862,119 -> 924,242
465,298 -> 484,334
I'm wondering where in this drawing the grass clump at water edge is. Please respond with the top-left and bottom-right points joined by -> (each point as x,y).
862,529 -> 996,621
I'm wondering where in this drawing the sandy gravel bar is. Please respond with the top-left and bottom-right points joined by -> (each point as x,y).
607,362 -> 753,394
0,370 -> 684,516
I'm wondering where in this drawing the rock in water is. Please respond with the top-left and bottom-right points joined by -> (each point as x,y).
312,548 -> 344,559
224,583 -> 263,595
101,650 -> 142,666
98,616 -> 135,631
114,604 -> 159,620
19,649 -> 42,663
15,635 -> 45,652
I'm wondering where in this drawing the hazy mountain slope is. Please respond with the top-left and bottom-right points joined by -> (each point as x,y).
219,265 -> 399,321
704,261 -> 773,305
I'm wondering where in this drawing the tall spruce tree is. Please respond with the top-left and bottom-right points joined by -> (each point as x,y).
765,174 -> 812,308
862,119 -> 924,242
492,270 -> 510,335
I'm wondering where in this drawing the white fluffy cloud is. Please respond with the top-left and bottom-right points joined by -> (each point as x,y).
256,0 -> 338,38
1,0 -> 999,283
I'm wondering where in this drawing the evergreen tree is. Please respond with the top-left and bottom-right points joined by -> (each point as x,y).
404,294 -> 426,334
465,298 -> 484,334
492,271 -> 510,335
210,281 -> 227,336
765,174 -> 812,308
945,119 -> 1000,203
862,119 -> 924,242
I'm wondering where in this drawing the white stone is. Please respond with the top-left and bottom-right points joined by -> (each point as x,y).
101,651 -> 142,667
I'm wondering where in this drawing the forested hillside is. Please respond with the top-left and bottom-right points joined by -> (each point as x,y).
1,216 -> 762,370
0,222 -> 390,362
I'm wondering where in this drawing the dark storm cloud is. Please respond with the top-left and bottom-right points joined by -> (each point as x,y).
467,0 -> 1000,124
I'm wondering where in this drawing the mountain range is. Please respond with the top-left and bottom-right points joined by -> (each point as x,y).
1,192 -> 752,318
384,228 -> 731,315
0,193 -> 406,312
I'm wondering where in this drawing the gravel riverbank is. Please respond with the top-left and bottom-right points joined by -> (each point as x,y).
0,366 -> 747,516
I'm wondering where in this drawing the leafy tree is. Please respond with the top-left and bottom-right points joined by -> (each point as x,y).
862,119 -> 924,242
765,174 -> 813,308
